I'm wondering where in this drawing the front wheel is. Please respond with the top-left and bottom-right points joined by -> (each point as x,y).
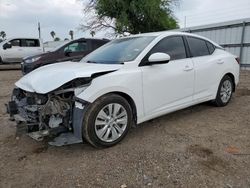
214,75 -> 233,107
82,94 -> 133,148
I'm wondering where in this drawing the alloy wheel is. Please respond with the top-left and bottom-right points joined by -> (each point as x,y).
94,103 -> 128,142
220,80 -> 232,103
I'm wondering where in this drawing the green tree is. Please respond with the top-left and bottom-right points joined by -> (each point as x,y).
90,30 -> 96,37
50,31 -> 56,39
54,37 -> 61,41
80,0 -> 178,35
69,30 -> 74,40
0,31 -> 7,39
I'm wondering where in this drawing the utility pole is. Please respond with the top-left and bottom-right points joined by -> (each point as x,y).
38,22 -> 41,38
184,16 -> 187,29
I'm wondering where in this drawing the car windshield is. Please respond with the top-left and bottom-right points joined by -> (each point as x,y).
82,36 -> 156,64
51,41 -> 70,52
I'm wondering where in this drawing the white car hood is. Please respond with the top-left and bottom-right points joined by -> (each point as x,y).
16,61 -> 122,94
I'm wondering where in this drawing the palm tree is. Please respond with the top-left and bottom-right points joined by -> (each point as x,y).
90,31 -> 95,37
69,30 -> 74,40
50,31 -> 56,39
54,37 -> 61,41
0,31 -> 6,39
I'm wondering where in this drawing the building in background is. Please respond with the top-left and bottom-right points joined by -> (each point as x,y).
180,18 -> 250,66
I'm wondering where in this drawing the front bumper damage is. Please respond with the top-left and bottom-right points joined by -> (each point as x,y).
6,88 -> 87,146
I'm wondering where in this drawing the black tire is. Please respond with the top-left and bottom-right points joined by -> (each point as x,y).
214,75 -> 233,107
82,94 -> 133,148
0,56 -> 2,64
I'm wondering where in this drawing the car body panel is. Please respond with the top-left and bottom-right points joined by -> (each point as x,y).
141,58 -> 195,116
75,64 -> 145,120
15,62 -> 123,94
192,49 -> 240,102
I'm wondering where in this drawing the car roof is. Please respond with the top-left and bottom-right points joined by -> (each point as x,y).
76,38 -> 110,41
128,31 -> 220,47
6,37 -> 41,40
130,31 -> 203,39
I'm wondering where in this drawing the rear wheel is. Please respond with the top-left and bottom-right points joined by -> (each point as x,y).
82,94 -> 132,148
214,75 -> 233,107
0,56 -> 2,64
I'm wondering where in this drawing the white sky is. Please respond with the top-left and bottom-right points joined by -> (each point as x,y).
0,0 -> 250,41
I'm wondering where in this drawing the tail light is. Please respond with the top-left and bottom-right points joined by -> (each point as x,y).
235,57 -> 240,64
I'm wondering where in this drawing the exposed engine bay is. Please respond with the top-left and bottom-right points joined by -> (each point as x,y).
6,78 -> 91,146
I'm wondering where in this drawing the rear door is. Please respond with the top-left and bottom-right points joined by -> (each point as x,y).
21,39 -> 43,57
186,36 -> 219,101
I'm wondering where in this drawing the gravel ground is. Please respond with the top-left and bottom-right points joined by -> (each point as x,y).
0,69 -> 250,188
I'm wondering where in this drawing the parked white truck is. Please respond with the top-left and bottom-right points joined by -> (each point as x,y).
0,38 -> 44,64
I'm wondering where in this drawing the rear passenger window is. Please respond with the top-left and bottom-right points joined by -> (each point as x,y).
206,41 -> 215,54
23,39 -> 40,47
187,37 -> 210,57
150,36 -> 187,60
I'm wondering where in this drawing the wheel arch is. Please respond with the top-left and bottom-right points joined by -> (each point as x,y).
103,91 -> 138,124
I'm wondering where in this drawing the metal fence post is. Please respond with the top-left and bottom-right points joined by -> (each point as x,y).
239,22 -> 246,65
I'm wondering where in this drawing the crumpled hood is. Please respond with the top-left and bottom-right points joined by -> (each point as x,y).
16,61 -> 122,94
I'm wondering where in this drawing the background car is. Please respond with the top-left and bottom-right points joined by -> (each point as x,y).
21,38 -> 109,74
0,38 -> 43,64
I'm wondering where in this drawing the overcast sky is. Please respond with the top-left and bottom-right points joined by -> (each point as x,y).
0,0 -> 250,41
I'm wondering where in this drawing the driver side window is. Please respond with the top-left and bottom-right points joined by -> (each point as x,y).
64,41 -> 87,52
150,36 -> 187,60
10,39 -> 21,47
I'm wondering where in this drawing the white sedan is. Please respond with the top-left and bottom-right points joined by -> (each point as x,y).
7,31 -> 240,148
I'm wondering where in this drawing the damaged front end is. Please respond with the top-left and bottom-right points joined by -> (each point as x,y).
6,78 -> 90,146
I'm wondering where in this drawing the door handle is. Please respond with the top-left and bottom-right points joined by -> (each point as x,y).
217,59 -> 224,64
184,65 -> 193,71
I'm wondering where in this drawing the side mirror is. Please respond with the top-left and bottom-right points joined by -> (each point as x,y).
3,42 -> 12,50
148,52 -> 170,65
64,49 -> 72,56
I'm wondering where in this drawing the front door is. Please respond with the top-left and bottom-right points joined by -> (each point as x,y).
141,36 -> 195,116
61,40 -> 90,62
2,39 -> 23,63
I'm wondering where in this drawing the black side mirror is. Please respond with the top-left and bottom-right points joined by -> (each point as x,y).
3,42 -> 12,50
64,49 -> 72,56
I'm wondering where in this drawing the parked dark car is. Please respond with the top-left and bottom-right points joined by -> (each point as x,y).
21,38 -> 109,74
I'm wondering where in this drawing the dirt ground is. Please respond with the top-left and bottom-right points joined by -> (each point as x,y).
0,69 -> 250,188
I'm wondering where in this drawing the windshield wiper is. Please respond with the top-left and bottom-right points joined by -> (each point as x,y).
87,60 -> 97,64
86,60 -> 124,64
